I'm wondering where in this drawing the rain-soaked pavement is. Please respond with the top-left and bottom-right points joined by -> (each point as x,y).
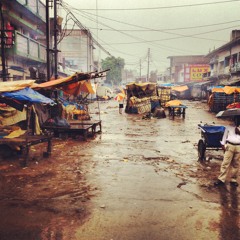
0,99 -> 239,240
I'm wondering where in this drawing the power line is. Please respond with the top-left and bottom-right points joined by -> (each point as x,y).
71,7 -> 214,57
71,8 -> 230,43
84,19 -> 240,32
60,2 -> 112,56
74,0 -> 240,11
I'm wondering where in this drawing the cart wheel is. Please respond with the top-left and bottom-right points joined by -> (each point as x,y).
198,139 -> 206,161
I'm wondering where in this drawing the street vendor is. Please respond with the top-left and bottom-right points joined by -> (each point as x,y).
214,117 -> 240,187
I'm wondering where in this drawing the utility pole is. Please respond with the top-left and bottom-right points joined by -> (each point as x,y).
0,3 -> 7,81
147,48 -> 150,82
53,0 -> 58,79
46,0 -> 50,81
139,59 -> 142,81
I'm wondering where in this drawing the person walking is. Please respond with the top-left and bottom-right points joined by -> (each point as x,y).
214,119 -> 240,187
119,100 -> 124,114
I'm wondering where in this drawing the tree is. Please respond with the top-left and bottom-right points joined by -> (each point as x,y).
101,56 -> 125,85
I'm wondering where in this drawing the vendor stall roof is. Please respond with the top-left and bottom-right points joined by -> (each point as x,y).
171,85 -> 188,92
33,70 -> 107,91
211,86 -> 240,94
0,80 -> 36,92
0,87 -> 55,111
126,82 -> 157,91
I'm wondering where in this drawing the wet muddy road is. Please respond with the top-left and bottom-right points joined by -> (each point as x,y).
0,100 -> 239,240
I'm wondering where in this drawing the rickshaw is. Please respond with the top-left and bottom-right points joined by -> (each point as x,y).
197,123 -> 225,161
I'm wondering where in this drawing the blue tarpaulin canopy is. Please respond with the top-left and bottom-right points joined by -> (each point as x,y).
1,87 -> 54,105
0,87 -> 55,111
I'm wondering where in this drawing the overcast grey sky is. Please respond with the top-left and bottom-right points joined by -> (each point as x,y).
59,0 -> 240,73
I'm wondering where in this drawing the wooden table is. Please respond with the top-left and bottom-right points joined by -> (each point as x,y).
167,105 -> 187,118
68,120 -> 102,133
43,124 -> 96,140
0,135 -> 52,166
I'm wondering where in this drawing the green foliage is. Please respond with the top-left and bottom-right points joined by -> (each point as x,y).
101,56 -> 125,85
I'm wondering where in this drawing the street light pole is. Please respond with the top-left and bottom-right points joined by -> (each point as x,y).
46,0 -> 50,81
0,3 -> 7,81
147,48 -> 150,82
53,0 -> 58,79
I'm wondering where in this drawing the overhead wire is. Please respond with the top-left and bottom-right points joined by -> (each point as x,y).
75,0 -> 240,11
60,0 -> 239,70
74,8 -> 235,43
70,6 -> 226,56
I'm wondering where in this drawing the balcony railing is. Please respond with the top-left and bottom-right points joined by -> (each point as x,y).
16,0 -> 46,21
230,62 -> 240,74
210,56 -> 219,64
8,31 -> 46,62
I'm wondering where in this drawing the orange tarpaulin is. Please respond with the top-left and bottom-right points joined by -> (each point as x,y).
62,81 -> 95,96
227,102 -> 240,109
32,75 -> 74,89
171,85 -> 188,92
32,72 -> 95,96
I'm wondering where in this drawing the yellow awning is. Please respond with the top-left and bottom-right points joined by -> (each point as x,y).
212,86 -> 240,94
171,85 -> 188,92
0,80 -> 35,92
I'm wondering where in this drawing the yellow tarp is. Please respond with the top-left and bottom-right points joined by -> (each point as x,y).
32,75 -> 74,89
126,82 -> 156,91
0,80 -> 35,92
165,100 -> 182,107
212,86 -> 240,94
4,127 -> 26,138
171,85 -> 188,92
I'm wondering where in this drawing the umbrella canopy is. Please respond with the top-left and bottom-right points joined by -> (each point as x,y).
216,108 -> 240,118
114,93 -> 125,101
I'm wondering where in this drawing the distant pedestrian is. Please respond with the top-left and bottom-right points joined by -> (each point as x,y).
119,100 -> 124,114
214,117 -> 240,187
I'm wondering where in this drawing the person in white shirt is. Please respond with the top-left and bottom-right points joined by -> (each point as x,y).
214,120 -> 240,187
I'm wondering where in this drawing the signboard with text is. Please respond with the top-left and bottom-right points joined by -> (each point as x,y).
184,64 -> 210,82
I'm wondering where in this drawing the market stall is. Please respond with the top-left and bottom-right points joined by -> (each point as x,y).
125,82 -> 161,114
0,83 -> 55,166
208,86 -> 240,112
34,71 -> 105,139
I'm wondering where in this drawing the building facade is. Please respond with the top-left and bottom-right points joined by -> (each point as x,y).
167,55 -> 210,83
59,29 -> 96,73
0,0 -> 47,81
205,30 -> 240,85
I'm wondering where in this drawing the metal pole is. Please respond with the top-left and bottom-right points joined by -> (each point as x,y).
147,48 -> 150,82
53,0 -> 58,79
0,3 -> 7,81
46,0 -> 50,81
139,59 -> 141,81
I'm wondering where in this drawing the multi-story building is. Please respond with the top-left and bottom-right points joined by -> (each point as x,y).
205,30 -> 240,85
59,29 -> 96,73
167,55 -> 210,83
0,0 -> 47,81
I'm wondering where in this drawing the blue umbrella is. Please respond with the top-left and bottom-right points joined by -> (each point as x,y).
1,87 -> 54,105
